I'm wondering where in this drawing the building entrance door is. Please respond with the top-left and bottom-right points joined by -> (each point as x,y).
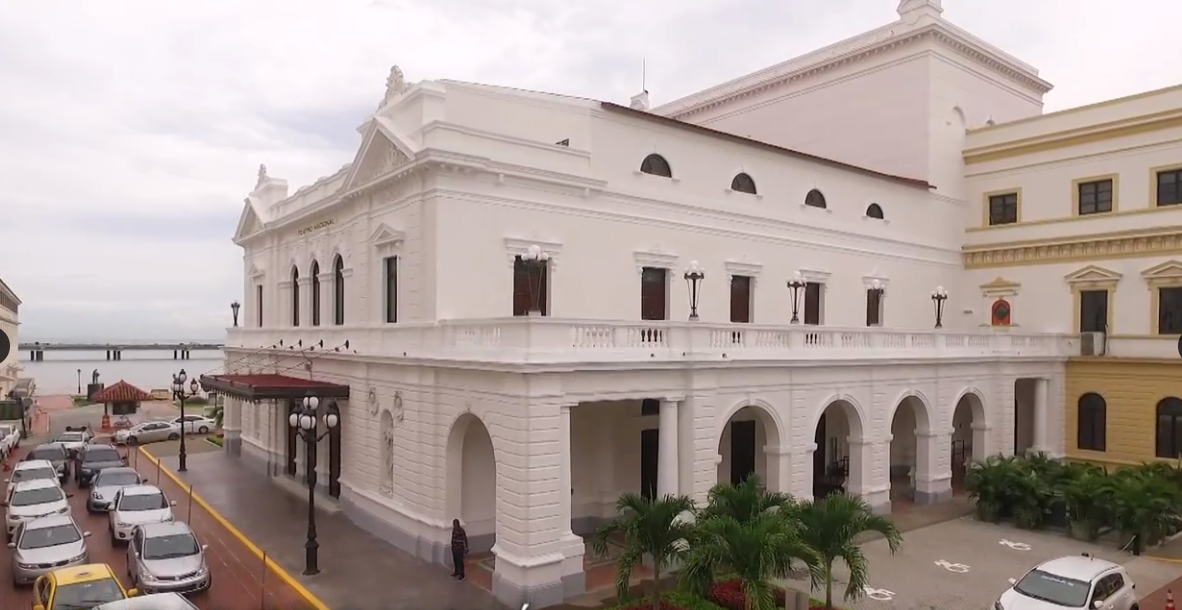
640,428 -> 659,499
730,420 -> 756,485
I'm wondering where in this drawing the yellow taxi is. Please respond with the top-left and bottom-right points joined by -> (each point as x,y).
31,563 -> 139,610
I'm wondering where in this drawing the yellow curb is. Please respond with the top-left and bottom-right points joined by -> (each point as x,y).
1145,554 -> 1182,564
137,446 -> 331,610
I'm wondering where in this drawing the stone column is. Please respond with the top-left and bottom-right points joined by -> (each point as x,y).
914,429 -> 952,504
557,405 -> 585,597
658,398 -> 680,497
296,277 -> 312,327
223,396 -> 242,456
317,272 -> 333,327
848,437 -> 889,513
1032,378 -> 1050,454
763,445 -> 793,494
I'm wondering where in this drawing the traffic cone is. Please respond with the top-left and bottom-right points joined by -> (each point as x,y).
3,458 -> 10,472
1166,589 -> 1175,610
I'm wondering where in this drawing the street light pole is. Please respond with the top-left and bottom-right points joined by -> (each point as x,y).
288,393 -> 340,576
684,260 -> 705,320
171,369 -> 201,472
76,369 -> 81,395
787,271 -> 806,324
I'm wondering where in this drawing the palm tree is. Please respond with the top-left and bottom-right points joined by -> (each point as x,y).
591,492 -> 697,610
680,512 -> 819,610
698,474 -> 798,524
796,494 -> 902,610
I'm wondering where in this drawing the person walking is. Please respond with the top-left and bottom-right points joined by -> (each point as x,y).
450,519 -> 469,581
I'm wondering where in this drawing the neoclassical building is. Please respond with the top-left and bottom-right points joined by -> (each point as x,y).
0,277 -> 21,398
201,1 -> 1107,607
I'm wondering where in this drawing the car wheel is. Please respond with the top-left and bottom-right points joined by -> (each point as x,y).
128,436 -> 139,445
198,426 -> 209,434
168,433 -> 179,441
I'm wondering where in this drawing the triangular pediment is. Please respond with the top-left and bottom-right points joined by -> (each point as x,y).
1064,265 -> 1122,285
1141,259 -> 1182,281
342,120 -> 416,191
233,197 -> 266,244
980,276 -> 1020,290
370,223 -> 405,248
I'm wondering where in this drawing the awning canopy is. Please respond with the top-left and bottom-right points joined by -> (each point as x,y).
199,374 -> 350,401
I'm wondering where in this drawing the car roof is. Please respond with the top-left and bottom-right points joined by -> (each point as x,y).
14,459 -> 54,470
121,484 -> 164,496
51,563 -> 118,584
94,467 -> 138,478
1037,554 -> 1122,581
93,592 -> 198,610
12,478 -> 60,492
83,444 -> 120,453
140,521 -> 193,537
31,443 -> 64,451
25,514 -> 77,530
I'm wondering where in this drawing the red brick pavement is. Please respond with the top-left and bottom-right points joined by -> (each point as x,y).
0,445 -> 316,610
1140,574 -> 1182,610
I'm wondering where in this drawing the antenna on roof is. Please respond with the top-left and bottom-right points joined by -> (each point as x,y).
642,57 -> 648,94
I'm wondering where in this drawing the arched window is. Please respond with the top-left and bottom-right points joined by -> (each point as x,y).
1156,397 -> 1182,458
333,255 -> 345,326
640,154 -> 672,178
865,203 -> 884,219
1076,393 -> 1106,451
310,260 -> 321,326
805,189 -> 827,209
290,266 -> 300,327
731,172 -> 757,194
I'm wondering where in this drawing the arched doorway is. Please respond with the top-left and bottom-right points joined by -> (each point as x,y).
812,399 -> 864,499
888,395 -> 932,506
951,392 -> 987,492
717,404 -> 782,490
445,414 -> 497,553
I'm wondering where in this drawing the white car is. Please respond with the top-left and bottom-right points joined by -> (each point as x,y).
996,553 -> 1137,610
2,479 -> 72,542
170,415 -> 217,435
0,423 -> 20,456
108,485 -> 176,544
6,460 -> 59,496
114,421 -> 181,446
53,427 -> 94,456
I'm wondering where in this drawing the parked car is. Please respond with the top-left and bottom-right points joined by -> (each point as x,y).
88,467 -> 144,514
996,553 -> 1136,610
32,563 -> 139,610
25,444 -> 69,483
9,515 -> 91,585
74,444 -> 127,487
8,460 -> 60,491
169,415 -> 216,435
108,485 -> 176,545
114,421 -> 181,446
2,479 -> 72,542
52,427 -> 94,457
94,592 -> 199,610
0,423 -> 21,456
126,522 -> 210,595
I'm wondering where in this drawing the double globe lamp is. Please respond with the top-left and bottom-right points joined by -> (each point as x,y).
288,394 -> 340,576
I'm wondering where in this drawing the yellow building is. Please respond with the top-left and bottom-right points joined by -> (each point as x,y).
962,84 -> 1182,469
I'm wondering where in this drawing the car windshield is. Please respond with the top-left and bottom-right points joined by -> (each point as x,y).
83,449 -> 122,464
12,467 -> 57,483
119,493 -> 167,511
0,425 -> 12,435
56,432 -> 84,442
1015,569 -> 1092,608
94,471 -> 139,487
143,533 -> 200,560
11,487 -> 65,507
50,579 -> 126,610
29,447 -> 65,461
19,524 -> 81,549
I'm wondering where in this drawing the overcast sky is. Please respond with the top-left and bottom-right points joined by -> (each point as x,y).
2,0 -> 1180,342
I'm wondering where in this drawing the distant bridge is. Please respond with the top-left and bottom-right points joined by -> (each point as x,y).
21,343 -> 224,361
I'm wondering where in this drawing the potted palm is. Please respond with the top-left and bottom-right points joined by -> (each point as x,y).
795,495 -> 901,610
1059,469 -> 1110,541
1108,469 -> 1181,555
965,456 -> 1019,522
591,492 -> 697,610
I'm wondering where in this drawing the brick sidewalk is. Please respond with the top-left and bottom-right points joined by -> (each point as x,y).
1139,571 -> 1182,609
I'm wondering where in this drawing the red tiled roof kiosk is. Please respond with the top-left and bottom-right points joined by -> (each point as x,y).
91,380 -> 152,431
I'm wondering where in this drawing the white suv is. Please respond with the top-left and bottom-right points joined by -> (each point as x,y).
997,553 -> 1137,610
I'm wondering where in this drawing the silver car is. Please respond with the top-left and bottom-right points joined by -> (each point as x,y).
8,515 -> 90,585
115,421 -> 181,446
108,485 -> 176,544
94,592 -> 200,610
88,467 -> 144,513
53,428 -> 94,457
127,522 -> 210,595
2,479 -> 72,542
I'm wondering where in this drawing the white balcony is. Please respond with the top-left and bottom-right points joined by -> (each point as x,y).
224,318 -> 1077,366
1099,336 -> 1180,359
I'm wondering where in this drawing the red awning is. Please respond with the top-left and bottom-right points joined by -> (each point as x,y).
92,380 -> 152,403
198,374 -> 350,401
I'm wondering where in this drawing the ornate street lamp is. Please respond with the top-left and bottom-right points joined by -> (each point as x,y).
931,286 -> 949,329
787,271 -> 806,324
684,260 -> 705,320
231,301 -> 241,327
288,393 -> 340,576
520,245 -> 550,316
171,369 -> 200,472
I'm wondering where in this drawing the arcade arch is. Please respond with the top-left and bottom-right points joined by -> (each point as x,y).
445,413 -> 497,553
716,403 -> 783,490
951,391 -> 987,490
888,394 -> 933,504
811,398 -> 865,499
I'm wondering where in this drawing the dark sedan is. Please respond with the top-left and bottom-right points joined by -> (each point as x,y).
75,444 -> 128,487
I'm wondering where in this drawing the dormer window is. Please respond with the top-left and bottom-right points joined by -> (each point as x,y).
640,154 -> 672,178
731,173 -> 757,195
805,189 -> 827,209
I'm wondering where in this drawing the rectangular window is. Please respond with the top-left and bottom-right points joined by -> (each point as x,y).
1157,169 -> 1182,207
988,193 -> 1019,226
1077,179 -> 1113,215
730,275 -> 752,323
512,256 -> 549,316
1079,290 -> 1108,333
311,271 -> 320,326
1158,287 -> 1182,334
640,267 -> 668,321
803,282 -> 822,325
866,289 -> 882,327
384,256 -> 398,323
256,285 -> 263,327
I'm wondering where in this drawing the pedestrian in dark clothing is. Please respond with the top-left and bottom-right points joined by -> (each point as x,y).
451,519 -> 469,580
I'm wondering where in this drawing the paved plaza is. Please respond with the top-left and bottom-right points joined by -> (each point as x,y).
779,516 -> 1182,610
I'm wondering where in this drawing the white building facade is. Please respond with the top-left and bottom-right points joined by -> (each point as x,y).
209,1 -> 1079,607
0,277 -> 21,398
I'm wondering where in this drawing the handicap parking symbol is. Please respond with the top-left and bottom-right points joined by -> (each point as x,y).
863,586 -> 895,601
999,539 -> 1032,551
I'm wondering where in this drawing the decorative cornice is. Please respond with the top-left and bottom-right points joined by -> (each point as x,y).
963,227 -> 1182,269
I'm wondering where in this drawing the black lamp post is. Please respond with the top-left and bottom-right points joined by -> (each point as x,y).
231,301 -> 241,327
787,271 -> 806,324
76,369 -> 81,395
171,369 -> 200,472
684,260 -> 704,320
288,393 -> 340,576
931,286 -> 949,329
521,245 -> 549,316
